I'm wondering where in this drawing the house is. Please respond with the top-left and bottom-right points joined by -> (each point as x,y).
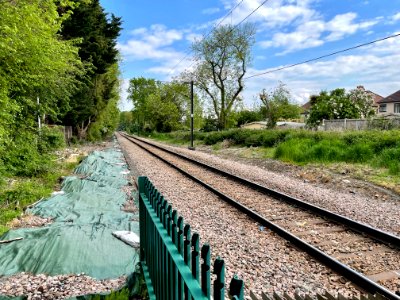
300,101 -> 311,121
377,90 -> 400,115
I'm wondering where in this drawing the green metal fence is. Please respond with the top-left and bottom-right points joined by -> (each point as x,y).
138,176 -> 244,300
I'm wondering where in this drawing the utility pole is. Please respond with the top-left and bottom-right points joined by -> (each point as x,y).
188,80 -> 195,150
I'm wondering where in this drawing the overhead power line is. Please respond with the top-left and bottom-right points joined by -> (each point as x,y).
167,0 -> 245,76
236,0 -> 269,27
245,32 -> 400,80
182,0 -> 271,75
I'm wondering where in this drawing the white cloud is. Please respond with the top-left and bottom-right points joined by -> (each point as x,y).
324,13 -> 378,41
118,24 -> 191,76
202,7 -> 221,15
243,33 -> 400,105
260,20 -> 324,52
221,0 -> 318,29
260,12 -> 378,53
392,12 -> 400,22
130,24 -> 183,47
186,33 -> 203,43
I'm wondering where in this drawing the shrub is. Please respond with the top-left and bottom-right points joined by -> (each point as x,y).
38,126 -> 66,152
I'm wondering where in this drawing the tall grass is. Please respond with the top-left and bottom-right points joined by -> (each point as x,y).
149,129 -> 400,175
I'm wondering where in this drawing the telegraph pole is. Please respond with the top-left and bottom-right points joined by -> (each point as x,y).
188,80 -> 195,150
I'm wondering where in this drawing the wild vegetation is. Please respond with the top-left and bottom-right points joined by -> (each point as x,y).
0,0 -> 121,234
144,129 -> 400,177
306,87 -> 376,127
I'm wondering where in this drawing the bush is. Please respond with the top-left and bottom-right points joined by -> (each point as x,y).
38,126 -> 66,152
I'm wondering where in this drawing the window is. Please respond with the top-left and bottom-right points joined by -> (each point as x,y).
379,104 -> 387,112
394,103 -> 400,113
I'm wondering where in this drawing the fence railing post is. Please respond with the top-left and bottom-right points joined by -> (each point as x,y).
201,244 -> 211,299
230,275 -> 244,299
184,224 -> 192,299
213,258 -> 225,300
138,176 -> 245,300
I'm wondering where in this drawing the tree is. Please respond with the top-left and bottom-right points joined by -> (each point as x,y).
259,83 -> 301,128
307,88 -> 361,127
127,78 -> 203,133
182,23 -> 256,130
59,0 -> 122,139
348,86 -> 375,118
0,0 -> 84,175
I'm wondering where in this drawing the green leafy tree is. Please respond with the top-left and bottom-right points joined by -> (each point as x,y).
144,92 -> 182,132
259,83 -> 301,128
127,77 -> 160,132
118,111 -> 134,131
307,88 -> 361,127
59,0 -> 122,139
182,23 -> 256,130
127,78 -> 203,133
0,0 -> 83,174
348,86 -> 375,118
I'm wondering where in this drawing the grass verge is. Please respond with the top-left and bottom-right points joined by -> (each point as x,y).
141,129 -> 400,191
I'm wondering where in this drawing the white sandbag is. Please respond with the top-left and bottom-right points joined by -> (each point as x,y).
112,231 -> 140,248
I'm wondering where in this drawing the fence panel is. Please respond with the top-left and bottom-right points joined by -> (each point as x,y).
138,176 -> 244,300
323,118 -> 400,131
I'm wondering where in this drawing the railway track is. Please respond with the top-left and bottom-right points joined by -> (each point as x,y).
119,132 -> 400,300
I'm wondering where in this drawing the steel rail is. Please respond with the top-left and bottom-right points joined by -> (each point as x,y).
120,132 -> 400,300
121,133 -> 400,248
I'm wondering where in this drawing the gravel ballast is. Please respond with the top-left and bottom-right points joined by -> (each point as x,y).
0,273 -> 125,300
142,137 -> 400,237
117,133 -> 365,298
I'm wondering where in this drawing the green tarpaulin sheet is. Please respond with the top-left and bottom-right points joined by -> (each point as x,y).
0,142 -> 140,298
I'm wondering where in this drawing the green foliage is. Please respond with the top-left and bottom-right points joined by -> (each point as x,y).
201,117 -> 220,132
126,78 -> 203,133
307,87 -> 376,127
374,147 -> 400,175
3,132 -> 54,177
61,0 -> 122,74
0,153 -> 81,236
60,2 -> 122,139
259,83 -> 301,128
38,127 -> 66,153
183,23 -> 256,129
274,130 -> 400,172
0,0 -> 83,121
152,129 -> 400,175
235,109 -> 264,127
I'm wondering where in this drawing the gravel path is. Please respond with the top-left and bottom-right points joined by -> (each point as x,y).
141,137 -> 400,237
117,133 -> 363,298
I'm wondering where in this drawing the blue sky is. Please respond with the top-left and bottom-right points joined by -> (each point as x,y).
99,0 -> 400,111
